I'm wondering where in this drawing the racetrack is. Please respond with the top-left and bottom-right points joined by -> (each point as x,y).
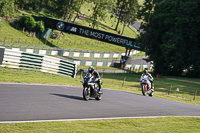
0,83 -> 200,123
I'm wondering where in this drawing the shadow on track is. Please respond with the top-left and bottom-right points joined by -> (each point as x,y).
50,93 -> 83,101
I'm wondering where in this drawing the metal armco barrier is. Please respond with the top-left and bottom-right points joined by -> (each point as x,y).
0,47 -> 77,78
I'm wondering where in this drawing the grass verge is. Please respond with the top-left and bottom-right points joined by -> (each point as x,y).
0,117 -> 200,133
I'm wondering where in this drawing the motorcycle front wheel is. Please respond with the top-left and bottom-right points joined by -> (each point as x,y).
83,87 -> 90,101
142,85 -> 147,96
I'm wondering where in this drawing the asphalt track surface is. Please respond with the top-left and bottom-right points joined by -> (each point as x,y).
0,83 -> 200,123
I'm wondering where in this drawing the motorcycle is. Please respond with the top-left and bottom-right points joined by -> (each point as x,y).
82,73 -> 103,101
140,75 -> 154,97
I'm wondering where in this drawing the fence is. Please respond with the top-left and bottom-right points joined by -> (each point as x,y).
0,47 -> 77,78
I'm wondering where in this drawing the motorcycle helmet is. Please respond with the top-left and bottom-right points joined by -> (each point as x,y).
143,69 -> 148,75
88,66 -> 94,73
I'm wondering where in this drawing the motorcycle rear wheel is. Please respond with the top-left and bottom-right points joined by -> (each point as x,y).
95,89 -> 102,100
83,87 -> 90,101
149,90 -> 154,97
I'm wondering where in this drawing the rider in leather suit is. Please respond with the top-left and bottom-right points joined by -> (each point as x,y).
88,66 -> 102,93
143,69 -> 154,90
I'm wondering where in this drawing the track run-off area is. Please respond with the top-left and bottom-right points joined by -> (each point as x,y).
0,83 -> 200,123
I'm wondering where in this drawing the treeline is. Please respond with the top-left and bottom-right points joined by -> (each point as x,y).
138,0 -> 200,77
0,0 -> 139,32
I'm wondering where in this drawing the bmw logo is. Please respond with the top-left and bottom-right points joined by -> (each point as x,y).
56,22 -> 65,30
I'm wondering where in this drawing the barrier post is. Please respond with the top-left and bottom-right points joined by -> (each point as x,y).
122,77 -> 126,87
0,47 -> 5,65
168,85 -> 172,95
193,90 -> 197,101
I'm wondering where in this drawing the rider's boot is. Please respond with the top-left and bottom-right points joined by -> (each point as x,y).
98,84 -> 103,94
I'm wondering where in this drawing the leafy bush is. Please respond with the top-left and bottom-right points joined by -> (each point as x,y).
18,15 -> 45,34
34,21 -> 45,33
19,15 -> 26,27
50,31 -> 60,39
19,15 -> 36,31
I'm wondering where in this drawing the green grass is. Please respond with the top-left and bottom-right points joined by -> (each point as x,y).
0,117 -> 200,133
0,67 -> 80,86
0,21 -> 125,52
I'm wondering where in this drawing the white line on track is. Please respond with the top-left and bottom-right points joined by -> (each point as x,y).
1,116 -> 200,124
0,82 -> 78,87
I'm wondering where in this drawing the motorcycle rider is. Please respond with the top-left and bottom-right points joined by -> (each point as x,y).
142,68 -> 154,90
88,66 -> 102,94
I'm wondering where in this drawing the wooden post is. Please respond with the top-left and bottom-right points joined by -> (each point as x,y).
193,90 -> 197,101
101,74 -> 103,78
168,85 -> 172,95
4,37 -> 6,42
122,77 -> 126,87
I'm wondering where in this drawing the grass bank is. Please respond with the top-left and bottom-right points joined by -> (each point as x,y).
0,1 -> 138,53
0,117 -> 200,133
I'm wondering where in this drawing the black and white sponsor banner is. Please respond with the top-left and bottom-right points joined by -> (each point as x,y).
33,16 -> 141,50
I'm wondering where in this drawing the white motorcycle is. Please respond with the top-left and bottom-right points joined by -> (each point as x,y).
140,75 -> 154,97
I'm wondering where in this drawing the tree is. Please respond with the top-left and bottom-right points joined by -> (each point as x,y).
113,0 -> 138,32
0,0 -> 15,17
138,0 -> 200,77
56,0 -> 83,22
114,0 -> 126,31
120,0 -> 139,35
90,0 -> 112,28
